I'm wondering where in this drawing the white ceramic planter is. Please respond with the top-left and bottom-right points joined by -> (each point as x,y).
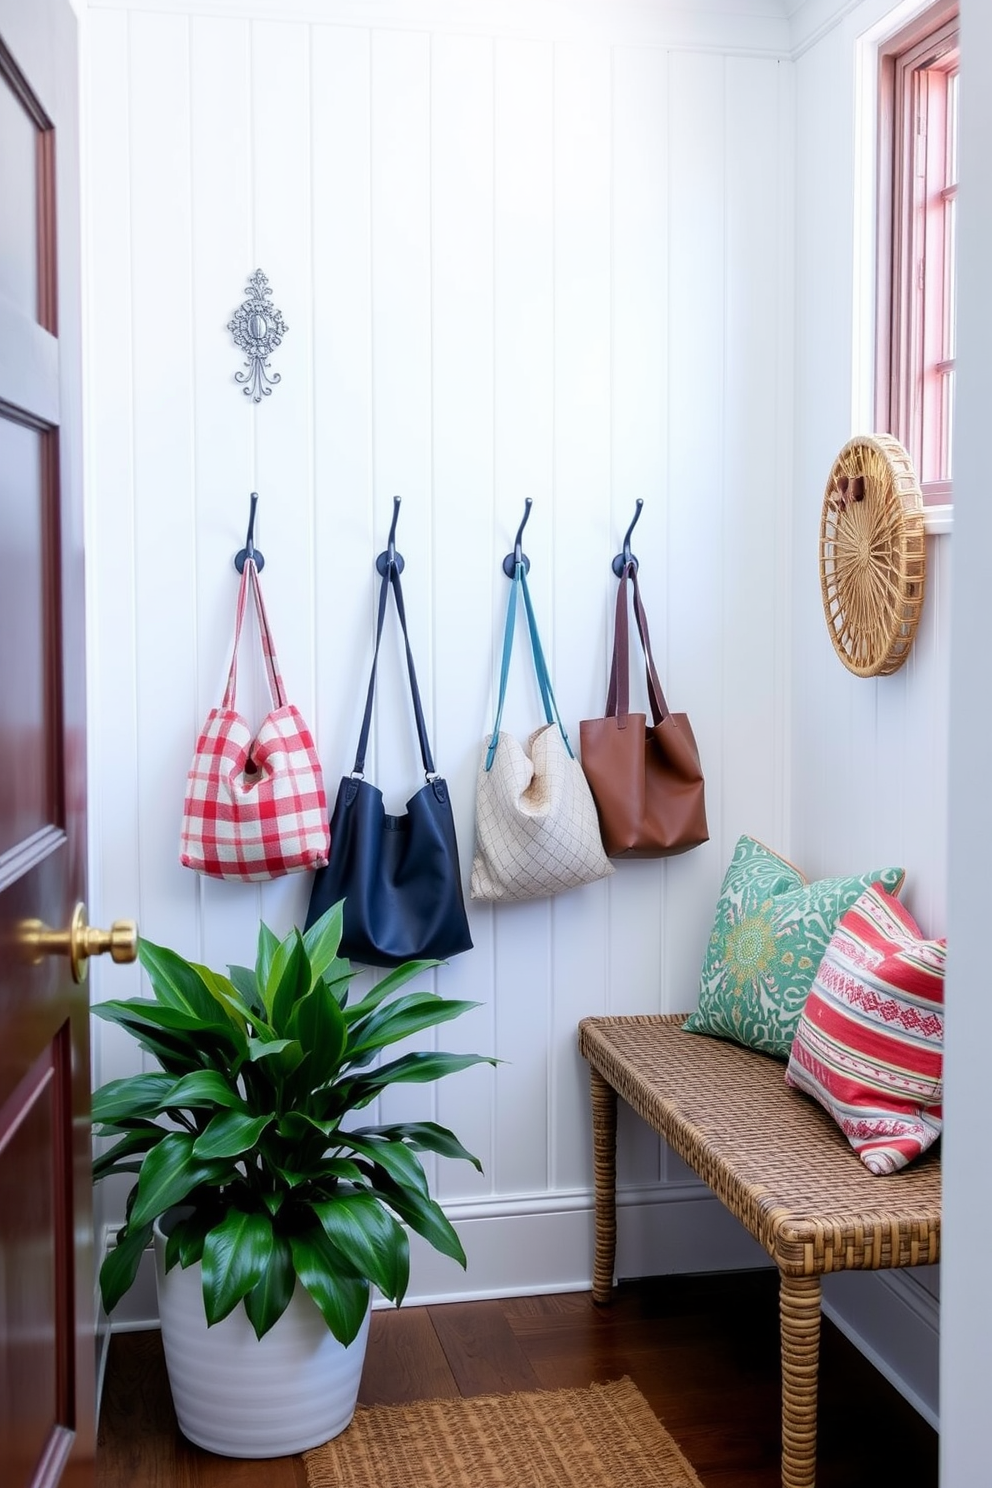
153,1215 -> 371,1457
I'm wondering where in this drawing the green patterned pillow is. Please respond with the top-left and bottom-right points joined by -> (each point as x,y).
682,836 -> 905,1059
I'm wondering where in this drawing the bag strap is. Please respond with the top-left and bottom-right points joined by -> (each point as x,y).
353,560 -> 436,779
485,562 -> 575,769
221,559 -> 287,712
605,561 -> 670,726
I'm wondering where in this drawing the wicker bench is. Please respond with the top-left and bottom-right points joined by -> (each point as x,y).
577,1013 -> 941,1488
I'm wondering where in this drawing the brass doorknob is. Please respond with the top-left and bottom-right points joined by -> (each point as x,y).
21,902 -> 138,983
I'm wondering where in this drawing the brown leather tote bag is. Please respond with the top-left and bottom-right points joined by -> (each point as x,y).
579,562 -> 708,859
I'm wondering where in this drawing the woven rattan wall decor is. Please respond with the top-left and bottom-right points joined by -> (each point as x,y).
818,433 -> 926,677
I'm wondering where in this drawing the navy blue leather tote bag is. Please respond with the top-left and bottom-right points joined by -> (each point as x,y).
305,558 -> 473,968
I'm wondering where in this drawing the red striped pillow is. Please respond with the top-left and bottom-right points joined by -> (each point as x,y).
784,884 -> 945,1175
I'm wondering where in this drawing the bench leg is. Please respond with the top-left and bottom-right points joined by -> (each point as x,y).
779,1273 -> 822,1488
589,1066 -> 618,1304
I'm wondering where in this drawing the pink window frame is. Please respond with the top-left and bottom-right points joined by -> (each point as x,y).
876,2 -> 959,504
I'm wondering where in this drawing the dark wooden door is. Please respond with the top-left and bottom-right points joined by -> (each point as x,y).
0,4 -> 102,1486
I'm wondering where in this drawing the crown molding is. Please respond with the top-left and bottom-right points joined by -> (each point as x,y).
85,0 -> 793,57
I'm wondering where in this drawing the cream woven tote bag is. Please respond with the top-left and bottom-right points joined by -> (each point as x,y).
471,563 -> 613,903
472,723 -> 614,902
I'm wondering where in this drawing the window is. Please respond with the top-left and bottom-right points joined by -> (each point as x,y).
877,3 -> 959,504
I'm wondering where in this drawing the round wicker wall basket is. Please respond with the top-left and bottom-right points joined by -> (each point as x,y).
818,433 -> 927,678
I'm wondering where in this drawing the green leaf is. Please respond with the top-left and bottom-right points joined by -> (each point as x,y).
346,994 -> 482,1066
263,1162 -> 311,1190
277,1110 -> 336,1143
254,922 -> 280,998
341,1134 -> 430,1198
169,1208 -> 215,1270
301,901 -> 345,986
163,1070 -> 243,1111
192,1110 -> 273,1161
272,1042 -> 306,1080
91,999 -> 240,1042
90,1006 -> 212,1073
325,973 -> 354,1009
99,1220 -> 154,1314
200,1208 -> 274,1324
342,961 -> 440,1026
331,1052 -> 496,1113
93,1159 -> 144,1179
138,940 -> 229,1024
93,1126 -> 163,1182
192,966 -> 253,1031
243,1230 -> 296,1338
265,929 -> 310,1031
357,1120 -> 484,1173
289,1226 -> 370,1347
245,1034 -> 306,1083
92,1073 -> 176,1125
289,982 -> 348,1085
129,1132 -> 232,1228
246,1036 -> 296,1060
228,964 -> 266,1017
312,1191 -> 409,1304
370,1176 -> 466,1267
320,1158 -> 364,1183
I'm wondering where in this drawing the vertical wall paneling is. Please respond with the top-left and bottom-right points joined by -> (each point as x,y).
309,21 -> 374,822
721,56 -> 789,854
85,9 -> 144,1256
608,44 -> 670,1189
188,16 -> 266,976
367,28 -> 436,1145
663,50 -> 728,1067
609,44 -> 668,1023
85,0 -> 800,1313
429,30 -> 496,1203
310,17 -> 375,737
791,0 -> 948,1422
549,39 -> 614,1195
489,36 -> 555,1200
85,8 -> 141,1089
127,10 -> 199,976
368,29 -> 433,805
309,20 -> 387,1153
249,21 -> 317,941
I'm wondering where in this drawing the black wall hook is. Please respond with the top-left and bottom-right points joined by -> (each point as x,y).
502,498 -> 533,577
234,491 -> 265,573
375,496 -> 406,575
612,499 -> 644,576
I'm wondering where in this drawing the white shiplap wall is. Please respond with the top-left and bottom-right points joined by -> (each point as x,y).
83,0 -> 794,1317
791,0 -> 948,1428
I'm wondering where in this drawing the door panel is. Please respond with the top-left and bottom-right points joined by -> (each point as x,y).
0,4 -> 95,1487
0,1038 -> 71,1488
0,414 -> 54,856
0,67 -> 38,316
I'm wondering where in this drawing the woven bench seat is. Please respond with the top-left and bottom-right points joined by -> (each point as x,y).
577,1013 -> 941,1488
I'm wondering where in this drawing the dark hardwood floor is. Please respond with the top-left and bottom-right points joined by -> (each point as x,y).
96,1270 -> 938,1488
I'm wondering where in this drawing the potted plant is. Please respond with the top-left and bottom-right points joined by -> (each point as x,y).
91,901 -> 494,1457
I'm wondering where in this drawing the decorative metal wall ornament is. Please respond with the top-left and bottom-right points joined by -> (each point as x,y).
228,269 -> 288,402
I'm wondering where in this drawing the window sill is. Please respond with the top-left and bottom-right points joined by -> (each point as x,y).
923,503 -> 952,535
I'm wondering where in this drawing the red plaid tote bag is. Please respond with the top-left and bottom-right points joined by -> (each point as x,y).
180,559 -> 330,881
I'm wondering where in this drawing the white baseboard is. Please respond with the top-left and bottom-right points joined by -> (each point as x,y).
98,1184 -> 940,1431
822,1267 -> 940,1429
99,1182 -> 769,1329
95,1289 -> 113,1421
404,1181 -> 771,1304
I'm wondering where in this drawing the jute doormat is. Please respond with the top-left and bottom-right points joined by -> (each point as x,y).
303,1376 -> 705,1488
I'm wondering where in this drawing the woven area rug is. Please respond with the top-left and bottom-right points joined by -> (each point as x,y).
303,1376 -> 704,1488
